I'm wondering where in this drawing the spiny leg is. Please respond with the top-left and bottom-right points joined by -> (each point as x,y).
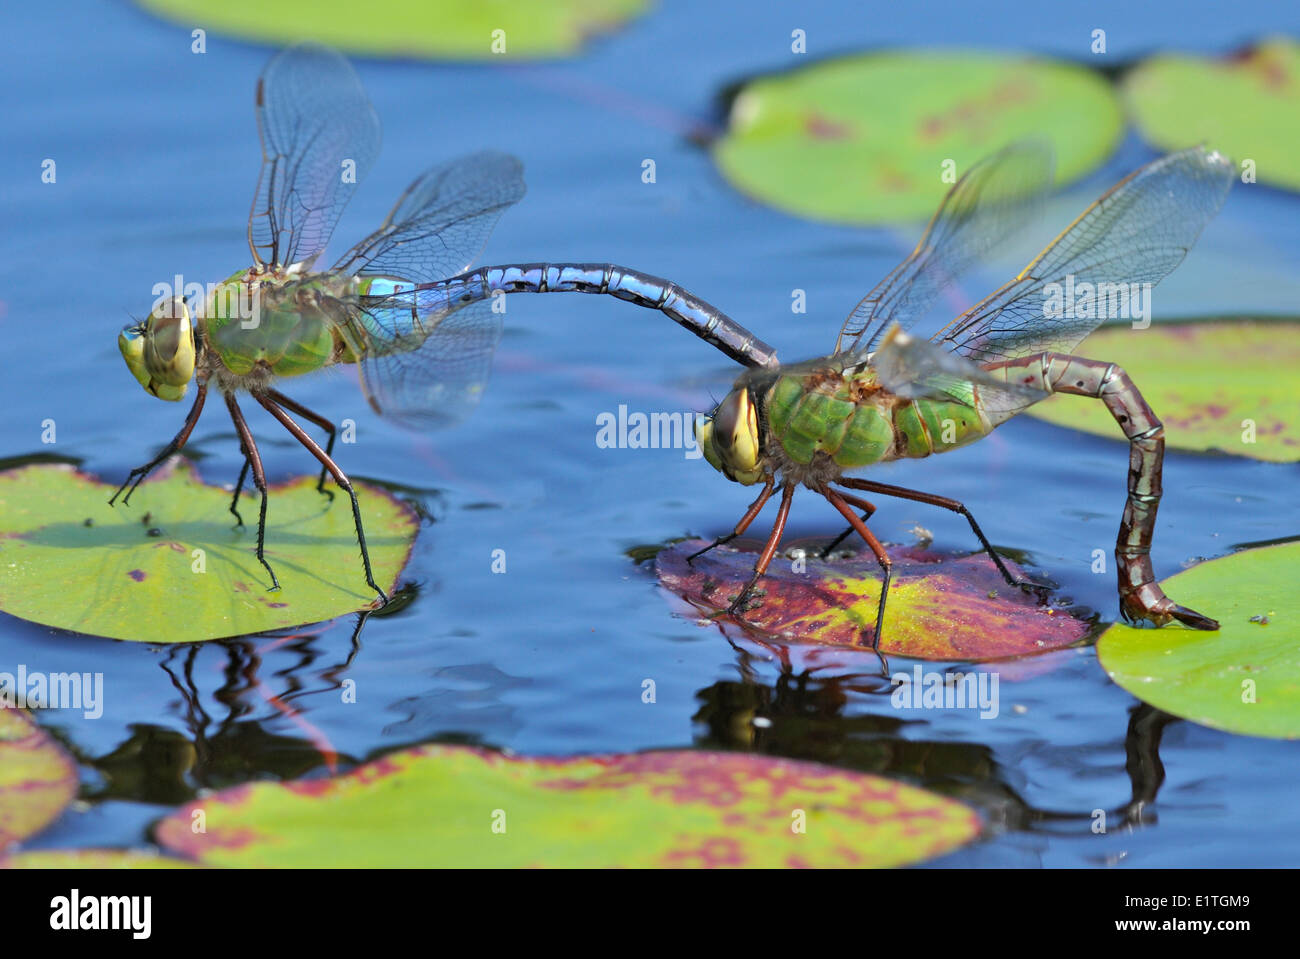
819,492 -> 877,559
835,477 -> 1043,592
224,393 -> 280,591
688,475 -> 775,563
253,391 -> 389,605
822,487 -> 893,652
109,379 -> 208,507
267,388 -> 337,499
987,353 -> 1218,630
229,456 -> 250,527
725,482 -> 796,616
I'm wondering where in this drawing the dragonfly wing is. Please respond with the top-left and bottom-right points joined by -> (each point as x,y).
834,141 -> 1055,356
864,324 -> 1048,417
248,44 -> 381,272
933,146 -> 1235,364
332,151 -> 525,284
349,292 -> 503,432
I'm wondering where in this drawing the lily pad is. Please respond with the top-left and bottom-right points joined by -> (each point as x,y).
713,50 -> 1122,224
135,0 -> 650,60
155,745 -> 980,867
0,849 -> 197,869
1124,38 -> 1300,191
0,709 -> 78,852
1027,319 -> 1300,462
1099,542 -> 1300,739
0,461 -> 418,643
656,539 -> 1088,661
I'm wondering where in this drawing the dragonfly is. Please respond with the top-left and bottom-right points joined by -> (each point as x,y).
692,142 -> 1234,647
113,43 -> 774,603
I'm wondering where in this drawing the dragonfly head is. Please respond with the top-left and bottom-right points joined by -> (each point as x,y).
119,296 -> 197,402
696,386 -> 763,485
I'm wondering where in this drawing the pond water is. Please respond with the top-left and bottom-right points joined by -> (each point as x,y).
2,0 -> 1299,866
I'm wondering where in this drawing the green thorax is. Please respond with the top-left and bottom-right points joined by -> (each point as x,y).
760,363 -> 990,470
200,270 -> 376,378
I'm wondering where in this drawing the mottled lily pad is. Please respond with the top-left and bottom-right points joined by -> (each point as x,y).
1124,38 -> 1300,191
0,849 -> 197,869
155,745 -> 980,867
656,539 -> 1088,661
1099,542 -> 1300,739
1027,320 -> 1300,462
0,709 -> 77,852
136,0 -> 649,60
0,461 -> 417,643
713,50 -> 1122,223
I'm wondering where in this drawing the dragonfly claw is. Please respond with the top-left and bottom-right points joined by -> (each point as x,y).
724,587 -> 764,616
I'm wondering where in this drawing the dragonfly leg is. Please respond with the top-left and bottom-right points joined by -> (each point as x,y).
724,482 -> 796,615
253,392 -> 389,606
224,393 -> 281,591
834,477 -> 1045,593
109,379 -> 208,507
818,494 -> 877,558
688,475 -> 775,563
822,487 -> 892,655
229,456 -> 251,528
988,353 -> 1219,630
267,388 -> 337,500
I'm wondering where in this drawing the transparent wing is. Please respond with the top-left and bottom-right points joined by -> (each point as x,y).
247,44 -> 381,272
348,292 -> 503,431
863,324 -> 1047,419
933,146 -> 1235,364
332,151 -> 525,284
834,141 -> 1055,356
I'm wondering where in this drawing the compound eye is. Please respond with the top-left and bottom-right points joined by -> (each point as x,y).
711,389 -> 747,453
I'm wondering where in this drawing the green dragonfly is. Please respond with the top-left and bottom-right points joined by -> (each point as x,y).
113,44 -> 774,602
693,142 -> 1234,646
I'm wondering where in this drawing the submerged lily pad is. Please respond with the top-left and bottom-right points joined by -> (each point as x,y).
154,745 -> 979,867
713,50 -> 1122,224
0,709 -> 77,852
1124,38 -> 1300,191
1027,320 -> 1300,462
656,539 -> 1088,661
136,0 -> 649,60
1099,542 -> 1300,739
0,461 -> 417,643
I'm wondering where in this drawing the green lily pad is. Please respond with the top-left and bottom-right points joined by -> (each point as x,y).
135,0 -> 650,60
1026,319 -> 1300,462
0,709 -> 78,852
1099,542 -> 1300,739
713,50 -> 1122,224
154,745 -> 980,867
0,461 -> 417,642
656,539 -> 1088,661
0,849 -> 198,869
1124,38 -> 1300,191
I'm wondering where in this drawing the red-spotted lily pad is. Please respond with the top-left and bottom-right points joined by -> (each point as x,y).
1124,38 -> 1300,192
135,0 -> 650,60
1099,542 -> 1300,739
713,49 -> 1122,223
1027,319 -> 1300,462
656,539 -> 1088,661
0,709 -> 77,852
154,745 -> 980,867
0,461 -> 417,642
0,849 -> 197,869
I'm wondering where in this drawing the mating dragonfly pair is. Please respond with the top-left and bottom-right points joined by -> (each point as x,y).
115,44 -> 1231,645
